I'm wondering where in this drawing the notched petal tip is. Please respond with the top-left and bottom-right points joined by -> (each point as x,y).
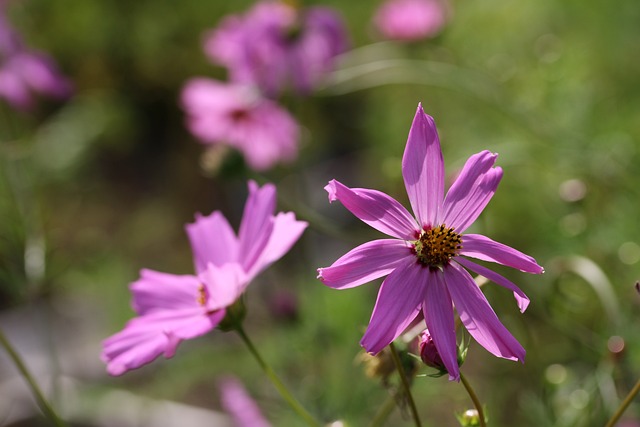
316,268 -> 325,281
324,180 -> 338,202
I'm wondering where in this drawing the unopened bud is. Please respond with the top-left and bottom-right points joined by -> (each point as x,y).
456,409 -> 482,426
419,330 -> 445,369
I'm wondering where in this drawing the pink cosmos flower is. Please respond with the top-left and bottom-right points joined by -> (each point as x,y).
373,0 -> 447,41
181,78 -> 299,171
102,181 -> 308,376
204,1 -> 348,96
219,376 -> 271,427
317,104 -> 543,381
0,7 -> 71,110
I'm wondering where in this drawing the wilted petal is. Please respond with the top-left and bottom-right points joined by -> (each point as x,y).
318,239 -> 411,289
325,179 -> 418,240
460,234 -> 544,274
130,270 -> 202,315
185,211 -> 239,274
423,269 -> 459,381
101,308 -> 223,376
248,212 -> 307,281
445,263 -> 525,362
360,259 -> 426,354
455,257 -> 530,313
402,103 -> 444,228
442,151 -> 502,233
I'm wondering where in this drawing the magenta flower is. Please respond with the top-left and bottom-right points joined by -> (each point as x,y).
219,376 -> 271,427
373,0 -> 447,41
204,1 -> 348,96
102,181 -> 307,375
317,104 -> 543,381
181,78 -> 299,171
0,8 -> 71,110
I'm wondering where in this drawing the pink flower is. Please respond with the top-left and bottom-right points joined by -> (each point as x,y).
204,1 -> 348,96
102,181 -> 307,376
0,7 -> 71,110
181,78 -> 299,171
317,104 -> 543,381
219,376 -> 271,427
373,0 -> 447,41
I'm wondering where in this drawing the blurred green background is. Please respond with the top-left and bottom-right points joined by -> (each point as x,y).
1,0 -> 639,426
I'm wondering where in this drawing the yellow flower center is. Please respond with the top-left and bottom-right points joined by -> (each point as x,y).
414,225 -> 462,267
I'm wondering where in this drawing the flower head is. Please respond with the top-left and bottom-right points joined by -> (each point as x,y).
373,0 -> 447,42
317,104 -> 543,381
181,78 -> 299,171
204,1 -> 348,96
0,8 -> 71,110
102,181 -> 307,375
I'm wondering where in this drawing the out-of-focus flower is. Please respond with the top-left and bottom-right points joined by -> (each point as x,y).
219,376 -> 271,427
317,104 -> 543,381
0,8 -> 71,110
181,78 -> 299,171
102,181 -> 307,375
204,1 -> 348,96
373,0 -> 447,41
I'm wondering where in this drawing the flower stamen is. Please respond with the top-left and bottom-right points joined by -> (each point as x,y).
414,224 -> 462,267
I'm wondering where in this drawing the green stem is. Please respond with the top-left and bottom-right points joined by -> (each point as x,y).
460,372 -> 487,427
389,342 -> 421,427
235,325 -> 322,427
368,393 -> 396,427
605,377 -> 640,427
0,327 -> 67,427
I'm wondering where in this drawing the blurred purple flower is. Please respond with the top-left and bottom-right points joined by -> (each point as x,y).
181,78 -> 299,171
219,376 -> 271,427
102,181 -> 307,376
0,8 -> 71,110
204,1 -> 348,96
317,104 -> 543,381
373,0 -> 447,41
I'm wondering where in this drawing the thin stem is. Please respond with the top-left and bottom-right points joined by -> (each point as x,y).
368,393 -> 396,427
460,372 -> 487,427
235,325 -> 322,427
0,327 -> 67,427
389,342 -> 421,427
605,377 -> 640,427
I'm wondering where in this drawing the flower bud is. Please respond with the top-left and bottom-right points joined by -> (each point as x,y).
419,329 -> 444,369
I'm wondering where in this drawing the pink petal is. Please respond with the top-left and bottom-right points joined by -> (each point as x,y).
441,151 -> 502,233
318,239 -> 411,289
445,263 -> 525,362
247,211 -> 307,282
130,270 -> 202,315
198,263 -> 247,310
238,181 -> 277,272
218,377 -> 272,427
185,211 -> 239,274
423,269 -> 460,381
325,179 -> 418,240
360,259 -> 426,354
460,234 -> 544,274
455,257 -> 530,313
101,308 -> 221,376
402,103 -> 444,228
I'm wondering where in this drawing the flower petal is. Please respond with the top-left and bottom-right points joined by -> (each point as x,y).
360,259 -> 426,354
130,270 -> 202,315
185,211 -> 239,274
423,269 -> 460,381
238,181 -> 277,272
455,257 -> 530,313
441,151 -> 502,233
247,211 -> 308,282
101,308 -> 222,376
198,262 -> 247,309
325,179 -> 418,240
318,239 -> 411,289
445,262 -> 525,362
402,103 -> 444,228
460,234 -> 544,274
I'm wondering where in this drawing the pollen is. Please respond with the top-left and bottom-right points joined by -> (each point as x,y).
414,224 -> 462,267
196,284 -> 207,306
